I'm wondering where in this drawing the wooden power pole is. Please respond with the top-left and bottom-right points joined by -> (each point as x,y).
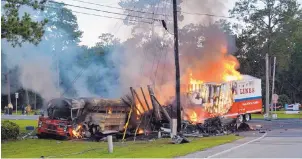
172,0 -> 181,133
265,53 -> 270,116
6,72 -> 12,105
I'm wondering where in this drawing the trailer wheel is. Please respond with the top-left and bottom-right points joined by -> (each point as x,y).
244,113 -> 251,122
238,114 -> 244,123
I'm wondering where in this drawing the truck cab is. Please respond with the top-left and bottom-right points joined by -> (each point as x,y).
37,98 -> 75,139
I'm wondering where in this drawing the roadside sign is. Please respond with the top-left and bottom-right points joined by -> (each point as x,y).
15,92 -> 19,99
272,94 -> 278,104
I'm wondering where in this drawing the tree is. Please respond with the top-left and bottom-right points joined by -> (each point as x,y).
42,2 -> 83,50
1,0 -> 48,47
231,0 -> 301,70
230,0 -> 302,103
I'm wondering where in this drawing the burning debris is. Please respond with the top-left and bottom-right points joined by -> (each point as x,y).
37,70 -> 260,142
72,125 -> 83,139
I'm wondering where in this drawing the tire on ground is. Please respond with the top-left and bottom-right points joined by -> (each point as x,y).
237,114 -> 244,123
244,113 -> 251,122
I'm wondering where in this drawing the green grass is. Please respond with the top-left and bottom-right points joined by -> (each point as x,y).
3,120 -> 38,133
1,110 -> 37,115
252,111 -> 302,119
2,120 -> 242,158
2,135 -> 241,158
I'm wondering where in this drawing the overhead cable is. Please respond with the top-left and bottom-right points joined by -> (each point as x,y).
67,0 -> 168,16
48,0 -> 162,22
46,5 -> 153,24
64,0 -> 233,19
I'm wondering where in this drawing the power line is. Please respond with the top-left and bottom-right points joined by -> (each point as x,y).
67,0 -> 168,16
46,5 -> 153,24
48,0 -> 162,22
179,11 -> 232,19
60,0 -> 233,19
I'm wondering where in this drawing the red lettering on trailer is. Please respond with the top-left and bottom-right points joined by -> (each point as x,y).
239,87 -> 255,94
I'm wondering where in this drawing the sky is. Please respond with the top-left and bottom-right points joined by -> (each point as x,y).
60,0 -> 302,47
61,0 -> 237,47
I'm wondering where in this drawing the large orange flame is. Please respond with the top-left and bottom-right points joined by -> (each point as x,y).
108,108 -> 112,114
72,125 -> 82,138
137,128 -> 144,134
185,46 -> 241,124
190,111 -> 198,123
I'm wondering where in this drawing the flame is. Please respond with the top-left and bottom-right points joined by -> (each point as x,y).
222,61 -> 242,82
136,103 -> 145,114
136,110 -> 140,120
187,46 -> 242,85
72,125 -> 82,138
189,73 -> 203,92
136,103 -> 146,120
137,128 -> 144,134
190,111 -> 198,123
108,108 -> 112,114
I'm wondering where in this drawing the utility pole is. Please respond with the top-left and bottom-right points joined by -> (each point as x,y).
15,92 -> 19,114
265,54 -> 270,117
26,89 -> 30,106
271,57 -> 276,114
6,72 -> 11,105
57,57 -> 60,88
34,93 -> 37,110
172,0 -> 181,133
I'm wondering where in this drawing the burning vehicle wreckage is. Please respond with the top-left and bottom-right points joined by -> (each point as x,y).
37,75 -> 262,142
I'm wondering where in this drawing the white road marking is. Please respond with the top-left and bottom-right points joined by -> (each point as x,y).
206,132 -> 268,158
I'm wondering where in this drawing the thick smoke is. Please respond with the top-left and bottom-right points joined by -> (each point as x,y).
2,39 -> 62,101
113,0 -> 238,104
2,0 -> 238,106
180,0 -> 230,26
1,5 -> 114,101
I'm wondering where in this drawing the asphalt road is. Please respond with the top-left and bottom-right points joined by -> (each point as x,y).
180,119 -> 302,158
1,115 -> 39,120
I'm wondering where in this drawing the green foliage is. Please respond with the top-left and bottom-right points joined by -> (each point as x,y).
1,0 -> 48,47
1,120 -> 20,140
278,94 -> 290,106
44,2 -> 83,46
230,0 -> 302,104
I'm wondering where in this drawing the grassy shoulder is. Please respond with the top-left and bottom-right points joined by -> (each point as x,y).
1,110 -> 37,115
3,120 -> 38,133
2,135 -> 241,158
251,111 -> 301,119
2,120 -> 242,158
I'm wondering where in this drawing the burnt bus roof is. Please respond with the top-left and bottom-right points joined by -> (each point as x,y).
46,97 -> 129,110
47,98 -> 72,109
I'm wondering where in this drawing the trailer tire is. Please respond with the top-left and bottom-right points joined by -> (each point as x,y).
238,114 -> 244,123
244,113 -> 251,122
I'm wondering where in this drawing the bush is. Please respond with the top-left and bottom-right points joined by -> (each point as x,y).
278,94 -> 290,107
1,121 -> 20,140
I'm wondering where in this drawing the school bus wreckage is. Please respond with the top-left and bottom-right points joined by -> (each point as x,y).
37,76 -> 262,140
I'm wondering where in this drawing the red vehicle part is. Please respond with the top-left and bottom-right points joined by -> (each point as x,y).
37,116 -> 73,139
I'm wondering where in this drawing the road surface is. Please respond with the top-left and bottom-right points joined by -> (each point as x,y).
179,119 -> 302,158
1,115 -> 39,120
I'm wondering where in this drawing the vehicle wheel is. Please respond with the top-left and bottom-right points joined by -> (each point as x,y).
37,134 -> 44,139
237,114 -> 244,123
244,113 -> 251,122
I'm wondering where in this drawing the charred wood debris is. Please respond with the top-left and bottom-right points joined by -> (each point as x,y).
114,85 -> 251,143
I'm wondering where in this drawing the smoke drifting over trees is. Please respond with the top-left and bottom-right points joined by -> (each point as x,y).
1,0 -> 237,106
